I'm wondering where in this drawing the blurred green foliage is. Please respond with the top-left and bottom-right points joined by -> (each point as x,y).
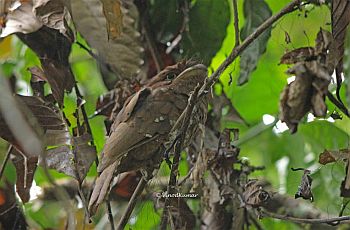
1,0 -> 349,229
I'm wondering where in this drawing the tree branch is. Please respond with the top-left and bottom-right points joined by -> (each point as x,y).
204,0 -> 301,90
233,0 -> 240,47
160,84 -> 201,229
116,178 -> 147,230
261,210 -> 350,225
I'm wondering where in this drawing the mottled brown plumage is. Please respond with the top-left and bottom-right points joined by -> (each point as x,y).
88,63 -> 208,214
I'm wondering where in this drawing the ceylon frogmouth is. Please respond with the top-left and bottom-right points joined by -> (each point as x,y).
88,62 -> 208,214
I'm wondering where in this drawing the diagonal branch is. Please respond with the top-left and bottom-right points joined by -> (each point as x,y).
160,84 -> 201,229
204,0 -> 301,90
261,210 -> 350,225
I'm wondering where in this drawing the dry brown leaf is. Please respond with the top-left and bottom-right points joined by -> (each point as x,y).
10,148 -> 38,203
279,29 -> 333,133
33,0 -> 70,37
18,26 -> 75,105
243,179 -> 270,208
69,0 -> 145,83
332,0 -> 350,72
294,169 -> 314,202
319,149 -> 350,165
318,149 -> 350,197
279,63 -> 313,133
279,47 -> 315,64
0,79 -> 43,157
40,133 -> 96,182
0,1 -> 42,37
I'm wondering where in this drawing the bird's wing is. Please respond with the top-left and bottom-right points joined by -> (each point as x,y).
97,88 -> 184,172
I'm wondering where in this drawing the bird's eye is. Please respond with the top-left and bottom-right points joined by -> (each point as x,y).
166,73 -> 176,80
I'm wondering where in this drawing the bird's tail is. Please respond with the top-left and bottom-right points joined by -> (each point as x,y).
88,162 -> 117,216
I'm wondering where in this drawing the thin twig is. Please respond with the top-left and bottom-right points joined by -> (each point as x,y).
178,167 -> 194,187
327,91 -> 350,117
248,211 -> 265,230
203,0 -> 301,91
142,17 -> 163,73
0,145 -> 12,181
261,209 -> 350,225
166,0 -> 190,54
116,178 -> 148,230
233,0 -> 240,47
106,199 -> 116,230
160,84 -> 201,229
137,1 -> 163,73
73,85 -> 99,223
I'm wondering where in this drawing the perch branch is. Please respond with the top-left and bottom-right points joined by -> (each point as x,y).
106,199 -> 116,230
116,178 -> 148,230
327,91 -> 350,117
160,84 -> 201,229
261,209 -> 350,225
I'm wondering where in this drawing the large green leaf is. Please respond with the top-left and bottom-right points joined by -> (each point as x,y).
182,0 -> 230,65
238,0 -> 272,85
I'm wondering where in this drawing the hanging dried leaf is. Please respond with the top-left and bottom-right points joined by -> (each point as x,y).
279,29 -> 333,133
28,66 -> 46,97
10,148 -> 38,203
100,0 -> 123,40
0,1 -> 43,37
279,64 -> 313,133
155,196 -> 196,230
40,133 -> 96,181
279,47 -> 315,64
294,169 -> 314,202
69,0 -> 144,84
33,0 -> 70,37
331,0 -> 350,72
0,79 -> 43,157
243,179 -> 270,208
17,26 -> 75,105
72,133 -> 96,180
319,149 -> 349,165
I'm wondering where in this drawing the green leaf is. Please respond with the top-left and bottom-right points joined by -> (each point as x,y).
182,0 -> 230,65
238,0 -> 272,85
149,0 -> 182,42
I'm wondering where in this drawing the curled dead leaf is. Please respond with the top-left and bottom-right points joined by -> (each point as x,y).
33,0 -> 71,37
279,47 -> 315,65
0,2 -> 42,37
10,148 -> 38,203
243,179 -> 270,208
294,169 -> 314,202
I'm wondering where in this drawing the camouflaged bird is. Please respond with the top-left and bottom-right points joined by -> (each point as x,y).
88,63 -> 209,214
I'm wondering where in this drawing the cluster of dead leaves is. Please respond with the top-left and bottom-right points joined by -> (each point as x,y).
280,0 -> 350,133
279,29 -> 336,133
319,149 -> 350,198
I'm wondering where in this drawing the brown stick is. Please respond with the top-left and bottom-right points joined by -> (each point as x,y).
204,0 -> 301,90
261,209 -> 350,225
116,178 -> 148,230
0,146 -> 12,181
160,84 -> 201,229
233,0 -> 240,47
